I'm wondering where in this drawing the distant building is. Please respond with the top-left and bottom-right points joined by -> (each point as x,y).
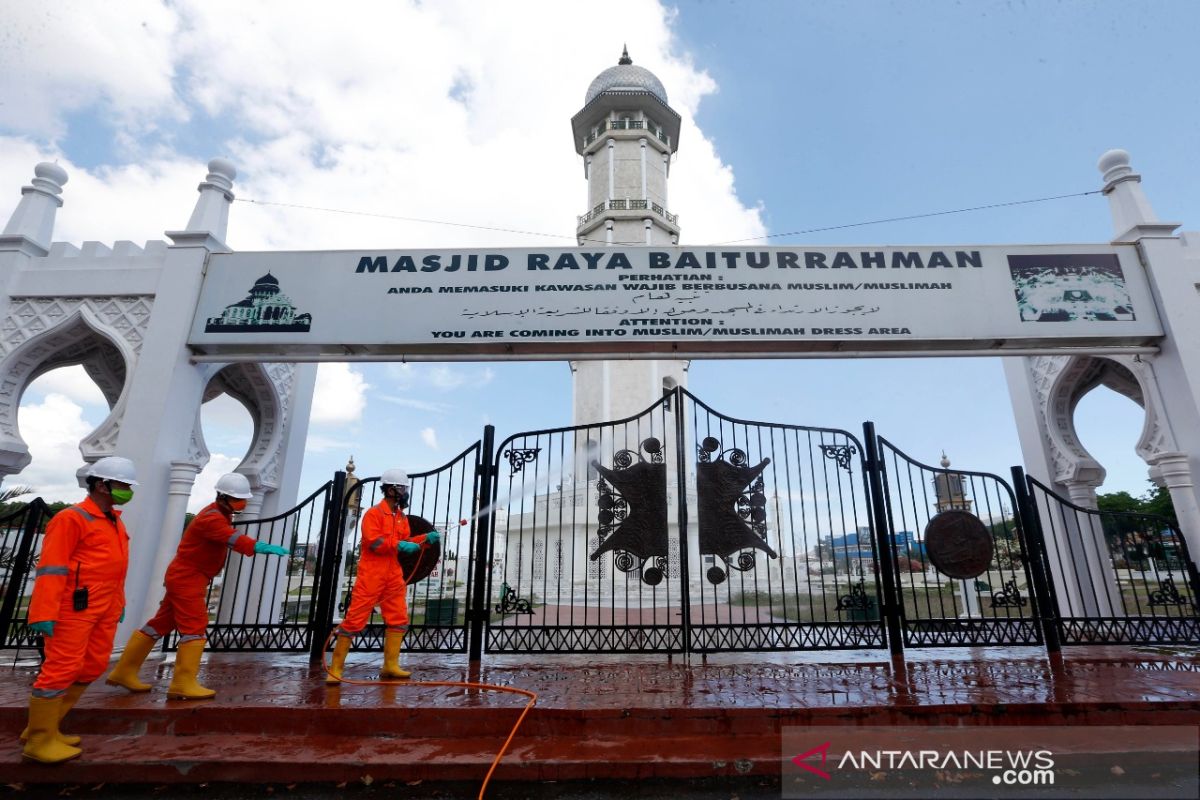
933,453 -> 973,513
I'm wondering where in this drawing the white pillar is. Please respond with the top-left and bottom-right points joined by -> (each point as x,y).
111,161 -> 238,646
1149,452 -> 1200,570
127,461 -> 202,637
1062,478 -> 1120,617
1100,150 -> 1200,567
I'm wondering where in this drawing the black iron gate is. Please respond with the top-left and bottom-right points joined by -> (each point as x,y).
332,442 -> 483,655
873,437 -> 1047,647
199,441 -> 485,657
484,395 -> 684,653
679,390 -> 884,652
0,497 -> 50,652
5,389 -> 1199,661
190,479 -> 342,653
481,389 -> 887,654
1023,472 -> 1200,645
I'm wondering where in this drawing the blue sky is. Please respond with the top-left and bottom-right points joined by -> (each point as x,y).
1,0 -> 1195,508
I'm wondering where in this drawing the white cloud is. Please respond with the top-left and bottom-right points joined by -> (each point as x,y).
0,0 -> 768,505
421,427 -> 440,451
26,365 -> 107,407
310,363 -> 368,425
379,395 -> 448,414
8,394 -> 94,502
304,434 -> 355,455
187,453 -> 241,514
0,1 -> 181,138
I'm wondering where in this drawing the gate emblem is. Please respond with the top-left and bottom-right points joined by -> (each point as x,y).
924,509 -> 994,579
588,438 -> 669,585
696,437 -> 777,584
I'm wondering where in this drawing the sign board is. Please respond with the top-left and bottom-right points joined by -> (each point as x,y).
187,245 -> 1163,360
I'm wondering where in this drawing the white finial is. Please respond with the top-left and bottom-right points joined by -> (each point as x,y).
181,156 -> 238,243
205,157 -> 237,193
33,162 -> 69,191
1097,149 -> 1134,191
939,451 -> 951,469
1096,148 -> 1173,240
1,161 -> 71,251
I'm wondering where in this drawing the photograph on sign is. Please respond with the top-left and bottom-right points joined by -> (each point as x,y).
1009,253 -> 1136,323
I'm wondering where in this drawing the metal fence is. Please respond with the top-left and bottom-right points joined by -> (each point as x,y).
1025,473 -> 1200,645
875,438 -> 1045,647
3,387 -> 1199,662
176,480 -> 339,652
679,390 -> 883,652
0,498 -> 49,652
334,441 -> 482,654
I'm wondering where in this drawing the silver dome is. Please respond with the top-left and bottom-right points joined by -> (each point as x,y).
584,49 -> 668,106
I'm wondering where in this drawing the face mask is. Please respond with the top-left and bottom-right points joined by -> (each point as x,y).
109,487 -> 134,505
228,498 -> 248,513
385,486 -> 409,509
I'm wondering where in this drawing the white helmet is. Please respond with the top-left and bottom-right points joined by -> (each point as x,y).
87,456 -> 139,486
214,472 -> 254,499
380,468 -> 409,488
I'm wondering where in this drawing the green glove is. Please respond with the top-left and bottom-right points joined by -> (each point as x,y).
30,620 -> 54,637
254,541 -> 290,557
120,608 -> 125,623
397,540 -> 420,555
425,531 -> 441,546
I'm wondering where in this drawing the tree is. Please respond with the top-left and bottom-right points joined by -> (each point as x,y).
1140,484 -> 1179,528
0,485 -> 35,517
1096,484 -> 1179,557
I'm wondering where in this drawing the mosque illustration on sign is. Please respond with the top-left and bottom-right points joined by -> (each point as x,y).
204,272 -> 313,333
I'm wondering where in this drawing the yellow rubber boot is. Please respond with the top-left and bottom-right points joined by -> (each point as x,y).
21,695 -> 82,764
20,681 -> 86,747
105,630 -> 157,693
166,639 -> 216,700
326,635 -> 352,684
379,630 -> 411,679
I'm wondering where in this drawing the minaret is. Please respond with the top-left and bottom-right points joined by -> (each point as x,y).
569,47 -> 688,424
933,452 -> 973,513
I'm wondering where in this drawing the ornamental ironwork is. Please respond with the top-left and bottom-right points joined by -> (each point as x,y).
836,579 -> 875,612
588,438 -> 668,585
990,578 -> 1029,608
696,437 -> 777,584
819,443 -> 858,472
1149,576 -> 1187,607
503,447 -> 540,475
495,583 -> 533,615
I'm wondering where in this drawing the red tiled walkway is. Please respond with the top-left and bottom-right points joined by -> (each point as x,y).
2,645 -> 1198,784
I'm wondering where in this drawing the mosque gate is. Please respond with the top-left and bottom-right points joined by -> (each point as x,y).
2,148 -> 1200,662
2,387 -> 1196,661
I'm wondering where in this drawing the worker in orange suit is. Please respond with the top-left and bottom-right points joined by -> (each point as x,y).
20,456 -> 138,764
326,468 -> 438,683
106,472 -> 289,700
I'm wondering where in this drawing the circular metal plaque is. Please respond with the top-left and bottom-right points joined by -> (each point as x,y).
923,510 -> 993,579
397,514 -> 441,584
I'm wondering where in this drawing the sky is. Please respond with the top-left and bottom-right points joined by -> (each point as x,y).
1,0 -> 1196,511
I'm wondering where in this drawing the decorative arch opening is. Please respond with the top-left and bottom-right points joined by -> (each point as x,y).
185,362 -> 289,515
1046,354 -> 1164,496
0,309 -> 134,492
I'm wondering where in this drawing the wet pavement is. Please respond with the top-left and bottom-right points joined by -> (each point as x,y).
1,644 -> 1197,787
